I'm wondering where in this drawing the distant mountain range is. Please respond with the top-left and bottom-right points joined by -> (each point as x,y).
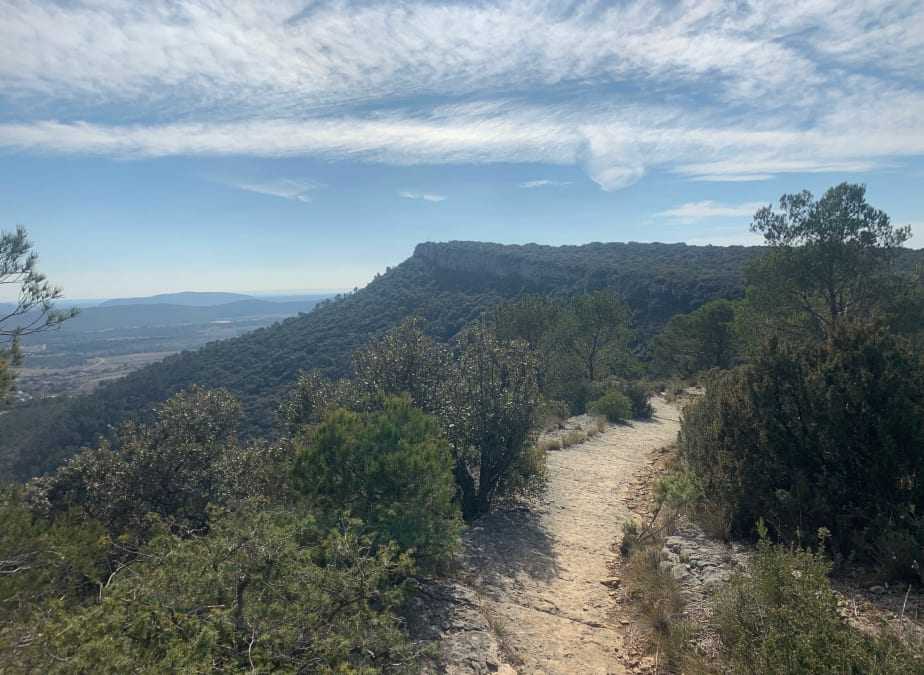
41,298 -> 327,333
100,291 -> 256,307
3,240 -> 922,482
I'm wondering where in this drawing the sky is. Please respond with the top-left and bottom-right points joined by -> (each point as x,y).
1,0 -> 923,299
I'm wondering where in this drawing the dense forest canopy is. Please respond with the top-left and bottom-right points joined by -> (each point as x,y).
0,241 -> 788,480
3,238 -> 923,483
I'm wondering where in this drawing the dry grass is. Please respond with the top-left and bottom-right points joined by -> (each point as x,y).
696,500 -> 733,543
477,593 -> 523,667
536,437 -> 562,453
584,415 -> 607,437
560,429 -> 587,448
623,542 -> 709,673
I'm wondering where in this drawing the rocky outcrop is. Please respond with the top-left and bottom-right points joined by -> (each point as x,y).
659,525 -> 749,630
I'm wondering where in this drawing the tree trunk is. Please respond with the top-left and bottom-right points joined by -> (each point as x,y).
454,459 -> 479,521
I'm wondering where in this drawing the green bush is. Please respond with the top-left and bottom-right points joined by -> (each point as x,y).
588,390 -> 633,423
0,491 -> 110,624
622,381 -> 654,419
293,396 -> 460,568
680,325 -> 924,576
714,525 -> 922,674
26,387 -> 289,539
3,505 -> 417,674
872,522 -> 924,585
536,398 -> 571,431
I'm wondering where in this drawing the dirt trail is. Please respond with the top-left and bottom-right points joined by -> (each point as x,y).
443,396 -> 681,674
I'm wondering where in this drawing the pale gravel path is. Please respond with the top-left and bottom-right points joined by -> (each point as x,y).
458,397 -> 681,674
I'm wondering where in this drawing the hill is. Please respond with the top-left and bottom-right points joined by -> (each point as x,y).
100,291 -> 255,307
3,241 -> 921,481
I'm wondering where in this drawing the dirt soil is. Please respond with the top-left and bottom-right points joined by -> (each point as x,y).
412,396 -> 681,674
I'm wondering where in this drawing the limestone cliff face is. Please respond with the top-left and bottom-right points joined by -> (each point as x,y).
412,241 -> 564,286
410,240 -> 757,331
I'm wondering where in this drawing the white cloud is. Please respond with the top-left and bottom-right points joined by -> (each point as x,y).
658,200 -> 768,224
0,1 -> 922,190
230,178 -> 321,202
690,174 -> 774,183
518,179 -> 571,189
399,191 -> 447,202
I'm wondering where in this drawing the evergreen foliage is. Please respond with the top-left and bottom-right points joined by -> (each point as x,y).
652,299 -> 740,376
2,504 -> 417,673
0,225 -> 76,400
713,525 -> 922,674
26,386 -> 288,538
285,319 -> 542,520
494,290 -> 636,414
1,240 -> 788,481
680,184 -> 924,580
293,397 -> 460,567
588,390 -> 633,423
680,324 -> 924,576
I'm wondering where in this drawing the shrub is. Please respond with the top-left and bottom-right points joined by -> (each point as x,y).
653,466 -> 702,525
713,525 -> 923,674
300,319 -> 543,520
536,399 -> 570,431
496,441 -> 548,503
560,429 -> 587,448
680,325 -> 924,574
4,506 -> 418,674
0,490 -> 110,622
293,396 -> 460,567
872,522 -> 924,585
588,390 -> 633,423
536,436 -> 562,452
590,415 -> 607,434
27,387 -> 288,538
622,543 -> 698,671
619,519 -> 642,558
622,381 -> 654,419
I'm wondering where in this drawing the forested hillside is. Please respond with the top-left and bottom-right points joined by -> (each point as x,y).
3,240 -> 922,481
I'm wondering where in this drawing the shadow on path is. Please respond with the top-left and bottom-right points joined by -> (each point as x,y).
459,505 -> 559,593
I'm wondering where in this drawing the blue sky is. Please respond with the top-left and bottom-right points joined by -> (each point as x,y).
1,0 -> 923,298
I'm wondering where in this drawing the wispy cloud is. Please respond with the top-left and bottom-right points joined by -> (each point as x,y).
0,1 -> 922,189
690,174 -> 774,183
399,190 -> 447,202
658,200 -> 768,224
518,179 -> 571,189
230,178 -> 322,202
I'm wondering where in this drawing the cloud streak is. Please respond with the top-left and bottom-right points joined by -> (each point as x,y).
0,1 -> 922,190
658,200 -> 768,224
230,178 -> 321,202
518,179 -> 571,189
399,191 -> 447,202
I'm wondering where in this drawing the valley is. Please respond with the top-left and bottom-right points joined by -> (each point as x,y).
10,293 -> 332,399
